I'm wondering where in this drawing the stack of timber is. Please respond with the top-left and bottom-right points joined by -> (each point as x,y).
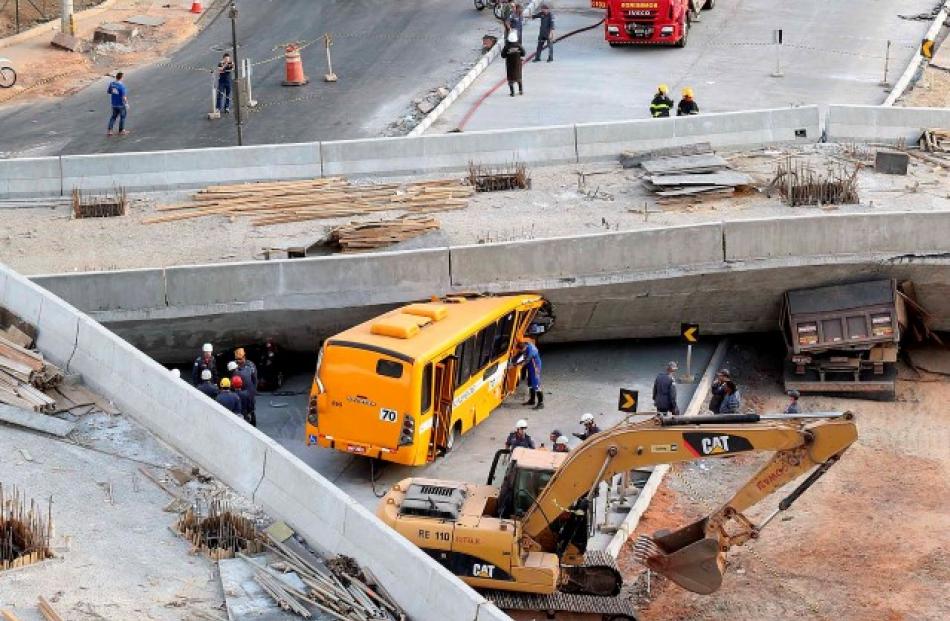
0,334 -> 62,413
328,215 -> 440,252
914,128 -> 950,169
640,152 -> 752,202
145,177 -> 474,227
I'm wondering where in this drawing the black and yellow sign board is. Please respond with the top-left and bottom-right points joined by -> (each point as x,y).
921,39 -> 934,60
680,323 -> 700,344
618,388 -> 639,413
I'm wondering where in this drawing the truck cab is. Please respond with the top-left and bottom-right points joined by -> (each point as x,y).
595,0 -> 712,48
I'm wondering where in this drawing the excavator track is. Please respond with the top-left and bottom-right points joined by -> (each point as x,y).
562,550 -> 624,596
482,588 -> 638,619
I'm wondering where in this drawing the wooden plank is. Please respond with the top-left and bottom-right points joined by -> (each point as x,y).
1,325 -> 33,348
54,382 -> 98,407
0,404 -> 76,437
0,338 -> 44,372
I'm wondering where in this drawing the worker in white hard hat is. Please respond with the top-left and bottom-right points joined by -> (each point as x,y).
505,419 -> 535,450
191,342 -> 218,386
196,368 -> 219,399
574,412 -> 601,441
552,435 -> 570,453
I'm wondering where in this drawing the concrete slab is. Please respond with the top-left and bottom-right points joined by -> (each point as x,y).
124,15 -> 166,27
0,404 -> 76,437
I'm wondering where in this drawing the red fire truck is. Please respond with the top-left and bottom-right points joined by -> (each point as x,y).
592,0 -> 714,48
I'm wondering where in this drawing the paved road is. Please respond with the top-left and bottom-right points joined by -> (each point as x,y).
254,339 -> 716,510
0,0 -> 498,156
432,0 -> 939,132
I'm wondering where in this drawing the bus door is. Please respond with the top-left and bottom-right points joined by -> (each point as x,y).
503,307 -> 540,394
428,356 -> 457,461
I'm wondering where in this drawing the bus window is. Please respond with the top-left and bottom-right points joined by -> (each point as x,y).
493,312 -> 516,359
376,359 -> 404,379
456,335 -> 478,385
478,321 -> 498,368
421,363 -> 433,414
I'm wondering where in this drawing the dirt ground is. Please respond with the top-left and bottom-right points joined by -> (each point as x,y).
2,143 -> 948,275
0,1 -> 199,107
0,0 -> 105,37
617,336 -> 950,621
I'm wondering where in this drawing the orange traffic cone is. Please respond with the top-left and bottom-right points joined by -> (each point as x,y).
282,44 -> 309,86
190,1 -> 203,14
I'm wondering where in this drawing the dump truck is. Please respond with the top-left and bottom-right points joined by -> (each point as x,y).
780,279 -> 905,399
592,0 -> 714,47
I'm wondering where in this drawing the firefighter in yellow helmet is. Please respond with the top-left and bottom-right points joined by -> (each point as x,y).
649,83 -> 673,118
677,87 -> 699,116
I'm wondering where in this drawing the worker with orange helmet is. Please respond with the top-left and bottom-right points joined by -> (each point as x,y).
215,378 -> 242,416
649,83 -> 673,118
676,87 -> 699,116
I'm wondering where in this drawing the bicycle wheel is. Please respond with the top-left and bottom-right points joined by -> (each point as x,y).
0,67 -> 16,89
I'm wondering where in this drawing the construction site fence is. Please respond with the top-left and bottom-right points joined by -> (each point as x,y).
4,104 -> 950,198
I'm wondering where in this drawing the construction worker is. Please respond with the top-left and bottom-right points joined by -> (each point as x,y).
191,343 -> 218,386
719,380 -> 741,414
215,378 -> 242,416
552,435 -> 570,453
574,412 -> 601,440
518,337 -> 544,409
234,348 -> 258,396
784,389 -> 801,414
196,369 -> 219,399
531,4 -> 555,63
676,87 -> 699,116
708,368 -> 731,413
505,419 -> 536,449
649,84 -> 673,118
215,52 -> 234,114
653,361 -> 679,415
231,375 -> 256,426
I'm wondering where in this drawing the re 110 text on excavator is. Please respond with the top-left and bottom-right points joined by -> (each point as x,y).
377,411 -> 857,618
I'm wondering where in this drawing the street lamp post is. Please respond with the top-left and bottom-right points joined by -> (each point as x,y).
229,2 -> 244,146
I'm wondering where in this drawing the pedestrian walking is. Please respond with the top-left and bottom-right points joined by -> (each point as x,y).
501,30 -> 525,97
234,348 -> 258,395
215,378 -> 242,415
191,343 -> 218,386
784,389 -> 801,414
506,1 -> 524,42
231,375 -> 256,426
676,87 -> 699,116
719,380 -> 741,414
215,53 -> 234,114
653,361 -> 680,415
106,72 -> 129,136
505,419 -> 536,449
518,337 -> 544,409
196,368 -> 219,399
573,413 -> 601,440
531,4 -> 555,62
552,435 -> 570,453
649,83 -> 673,118
708,368 -> 730,413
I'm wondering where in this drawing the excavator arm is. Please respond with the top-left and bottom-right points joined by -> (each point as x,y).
520,412 -> 858,594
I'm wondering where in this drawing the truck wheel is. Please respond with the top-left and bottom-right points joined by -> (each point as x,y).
675,17 -> 689,47
703,0 -> 716,9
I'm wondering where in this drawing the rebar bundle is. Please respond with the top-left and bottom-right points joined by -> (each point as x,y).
71,186 -> 128,219
0,483 -> 53,572
468,161 -> 531,192
772,157 -> 859,207
175,499 -> 262,561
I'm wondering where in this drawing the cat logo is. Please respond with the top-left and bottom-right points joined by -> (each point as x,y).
472,563 -> 496,579
683,432 -> 753,457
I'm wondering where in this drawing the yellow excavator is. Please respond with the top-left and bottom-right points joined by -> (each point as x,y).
377,411 -> 857,618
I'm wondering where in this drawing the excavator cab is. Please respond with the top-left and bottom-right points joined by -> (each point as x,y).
488,448 -> 568,518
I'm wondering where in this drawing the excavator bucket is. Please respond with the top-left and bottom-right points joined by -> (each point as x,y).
633,518 -> 726,594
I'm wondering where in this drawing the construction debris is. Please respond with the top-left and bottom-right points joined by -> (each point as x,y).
0,331 -> 63,412
619,142 -> 713,169
145,177 -> 473,226
71,187 -> 128,219
468,161 -> 531,192
770,157 -> 859,206
640,151 -> 752,201
176,500 -> 263,561
328,215 -> 440,252
919,128 -> 950,153
0,484 -> 53,573
0,404 -> 76,438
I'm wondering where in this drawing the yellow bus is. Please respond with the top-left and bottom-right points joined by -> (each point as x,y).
305,294 -> 549,466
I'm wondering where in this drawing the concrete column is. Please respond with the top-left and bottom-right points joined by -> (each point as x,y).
61,0 -> 75,36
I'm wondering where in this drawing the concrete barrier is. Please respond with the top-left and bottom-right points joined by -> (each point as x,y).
723,211 -> 950,261
0,156 -> 61,197
321,125 -> 577,176
0,261 -> 509,621
825,105 -> 950,144
576,106 -> 820,161
32,268 -> 166,313
60,142 -> 321,192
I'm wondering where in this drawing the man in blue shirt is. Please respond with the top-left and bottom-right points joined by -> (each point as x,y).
518,337 -> 544,409
106,72 -> 129,136
531,4 -> 555,63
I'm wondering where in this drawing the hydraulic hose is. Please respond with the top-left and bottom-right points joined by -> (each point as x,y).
456,18 -> 606,131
